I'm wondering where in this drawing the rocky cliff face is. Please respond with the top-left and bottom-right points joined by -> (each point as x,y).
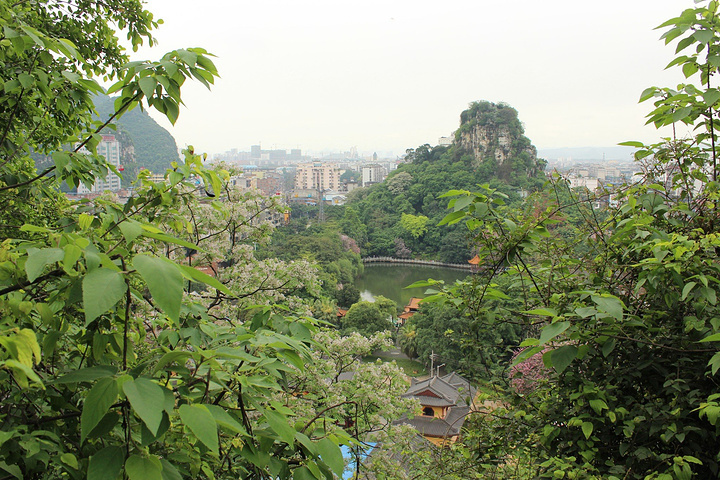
455,101 -> 543,179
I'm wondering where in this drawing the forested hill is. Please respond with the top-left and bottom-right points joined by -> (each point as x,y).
94,94 -> 180,180
343,101 -> 546,262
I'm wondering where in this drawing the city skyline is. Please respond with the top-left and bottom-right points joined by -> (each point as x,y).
131,0 -> 691,157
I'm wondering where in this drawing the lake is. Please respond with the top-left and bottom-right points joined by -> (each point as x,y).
353,263 -> 471,307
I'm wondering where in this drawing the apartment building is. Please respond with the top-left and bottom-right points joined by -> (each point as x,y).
294,162 -> 341,191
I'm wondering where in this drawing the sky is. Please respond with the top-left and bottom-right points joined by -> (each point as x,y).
130,0 -> 692,157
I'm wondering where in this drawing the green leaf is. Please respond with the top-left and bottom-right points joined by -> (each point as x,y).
118,220 -> 143,244
672,106 -> 693,122
178,404 -> 219,454
133,255 -> 183,324
81,377 -> 118,442
639,87 -> 657,102
160,459 -> 182,480
549,345 -> 577,373
589,398 -> 609,414
3,359 -> 42,386
293,466 -> 316,480
0,461 -> 22,479
317,438 -> 344,477
403,280 -> 438,289
54,366 -> 117,384
205,404 -> 247,435
123,378 -> 165,435
452,195 -> 475,212
164,99 -> 179,125
60,453 -> 78,469
178,264 -> 232,295
618,141 -> 646,148
708,352 -> 720,375
699,333 -> 720,343
25,248 -> 64,282
18,73 -> 33,88
581,421 -> 594,439
140,229 -> 203,251
152,351 -> 192,374
83,267 -> 127,325
682,281 -> 697,300
703,89 -> 720,107
125,455 -> 162,480
138,76 -> 157,99
264,408 -> 296,445
591,295 -> 624,320
87,446 -> 124,480
438,210 -> 466,226
524,308 -> 557,317
538,321 -> 570,345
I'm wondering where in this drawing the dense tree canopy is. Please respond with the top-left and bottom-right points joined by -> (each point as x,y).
344,107 -> 547,261
0,2 -> 391,479
414,3 -> 720,478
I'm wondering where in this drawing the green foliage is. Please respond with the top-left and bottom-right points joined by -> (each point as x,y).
406,300 -> 521,381
94,94 -> 181,180
340,300 -> 394,336
400,213 -> 429,239
424,3 -> 720,477
0,2 -> 357,478
346,121 -> 545,259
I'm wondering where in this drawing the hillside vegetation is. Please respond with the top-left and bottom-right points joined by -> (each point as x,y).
345,101 -> 547,261
94,94 -> 180,181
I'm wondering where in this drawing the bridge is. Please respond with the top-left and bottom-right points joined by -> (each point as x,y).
362,256 -> 473,271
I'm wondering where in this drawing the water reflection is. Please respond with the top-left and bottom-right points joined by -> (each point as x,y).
353,263 -> 471,306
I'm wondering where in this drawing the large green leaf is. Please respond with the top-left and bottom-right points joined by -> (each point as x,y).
179,264 -> 232,295
53,366 -> 117,384
152,351 -> 192,375
123,378 -> 165,435
178,404 -> 218,454
205,404 -> 247,435
133,254 -> 183,323
317,438 -> 344,477
87,446 -> 124,480
264,408 -> 296,446
160,459 -> 182,480
25,248 -> 64,282
591,295 -> 624,321
125,455 -> 162,480
140,229 -> 203,251
548,345 -> 578,374
538,321 -> 571,345
83,267 -> 127,325
118,220 -> 143,244
81,377 -> 118,442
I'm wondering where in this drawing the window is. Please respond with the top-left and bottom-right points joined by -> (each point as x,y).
422,407 -> 434,417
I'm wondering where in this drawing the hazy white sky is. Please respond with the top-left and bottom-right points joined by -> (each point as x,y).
132,0 -> 691,157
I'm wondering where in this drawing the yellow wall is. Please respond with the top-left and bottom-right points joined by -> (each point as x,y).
424,435 -> 459,446
422,405 -> 446,418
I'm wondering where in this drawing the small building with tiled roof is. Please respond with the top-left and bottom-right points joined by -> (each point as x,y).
397,372 -> 475,446
397,297 -> 423,326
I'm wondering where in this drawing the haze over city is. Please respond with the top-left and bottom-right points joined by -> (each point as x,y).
132,0 -> 689,157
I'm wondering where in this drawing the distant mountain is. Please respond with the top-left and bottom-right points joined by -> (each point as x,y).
537,146 -> 636,162
94,95 -> 180,182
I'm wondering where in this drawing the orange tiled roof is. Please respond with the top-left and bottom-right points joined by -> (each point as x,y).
407,297 -> 422,311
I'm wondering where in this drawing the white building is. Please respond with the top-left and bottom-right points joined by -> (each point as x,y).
77,134 -> 122,193
294,162 -> 341,191
361,164 -> 386,187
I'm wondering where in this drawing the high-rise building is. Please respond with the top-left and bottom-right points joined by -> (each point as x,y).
294,162 -> 341,191
362,164 -> 386,187
76,134 -> 122,194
